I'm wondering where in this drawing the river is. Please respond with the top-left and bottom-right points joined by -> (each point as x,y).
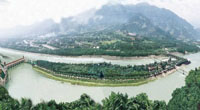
0,47 -> 200,104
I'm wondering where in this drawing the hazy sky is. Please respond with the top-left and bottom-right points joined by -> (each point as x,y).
0,0 -> 200,29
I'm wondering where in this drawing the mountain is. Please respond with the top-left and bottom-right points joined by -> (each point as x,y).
111,13 -> 170,38
126,3 -> 196,39
0,3 -> 198,40
59,3 -> 198,39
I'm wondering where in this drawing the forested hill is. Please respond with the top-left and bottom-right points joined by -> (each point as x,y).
1,68 -> 200,109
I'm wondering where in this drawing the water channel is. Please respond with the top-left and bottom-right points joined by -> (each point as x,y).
0,47 -> 199,104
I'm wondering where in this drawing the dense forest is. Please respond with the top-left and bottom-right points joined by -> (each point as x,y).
1,31 -> 199,57
0,68 -> 200,110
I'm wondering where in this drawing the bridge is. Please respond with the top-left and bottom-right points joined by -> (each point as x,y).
0,57 -> 25,86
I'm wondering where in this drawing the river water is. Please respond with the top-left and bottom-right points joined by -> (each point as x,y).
0,47 -> 200,104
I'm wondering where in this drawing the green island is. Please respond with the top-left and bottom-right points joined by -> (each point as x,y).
32,54 -> 190,86
1,67 -> 200,110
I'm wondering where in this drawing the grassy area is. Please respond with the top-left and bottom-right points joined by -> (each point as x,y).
101,40 -> 121,45
33,66 -> 155,87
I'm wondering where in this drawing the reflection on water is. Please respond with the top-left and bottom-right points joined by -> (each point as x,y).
1,47 -> 200,104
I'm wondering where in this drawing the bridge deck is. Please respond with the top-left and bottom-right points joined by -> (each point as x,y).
1,57 -> 25,77
5,58 -> 25,68
0,57 -> 25,85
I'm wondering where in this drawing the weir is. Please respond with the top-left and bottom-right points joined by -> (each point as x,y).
0,57 -> 25,86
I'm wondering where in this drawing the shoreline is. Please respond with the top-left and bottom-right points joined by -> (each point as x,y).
149,65 -> 185,80
0,47 -> 168,61
33,64 -> 185,87
33,66 -> 155,87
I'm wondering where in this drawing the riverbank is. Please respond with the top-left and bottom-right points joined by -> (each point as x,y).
33,64 -> 185,87
0,47 -> 168,61
33,66 -> 156,87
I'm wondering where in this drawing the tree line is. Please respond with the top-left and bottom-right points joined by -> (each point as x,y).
34,55 -> 188,80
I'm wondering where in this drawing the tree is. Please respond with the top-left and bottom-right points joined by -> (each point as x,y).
168,57 -> 172,62
0,103 -> 2,110
153,100 -> 167,110
20,98 -> 32,110
0,86 -> 10,101
99,71 -> 104,79
102,92 -> 128,110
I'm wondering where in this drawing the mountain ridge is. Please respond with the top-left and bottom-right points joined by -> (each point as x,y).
58,3 -> 199,39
